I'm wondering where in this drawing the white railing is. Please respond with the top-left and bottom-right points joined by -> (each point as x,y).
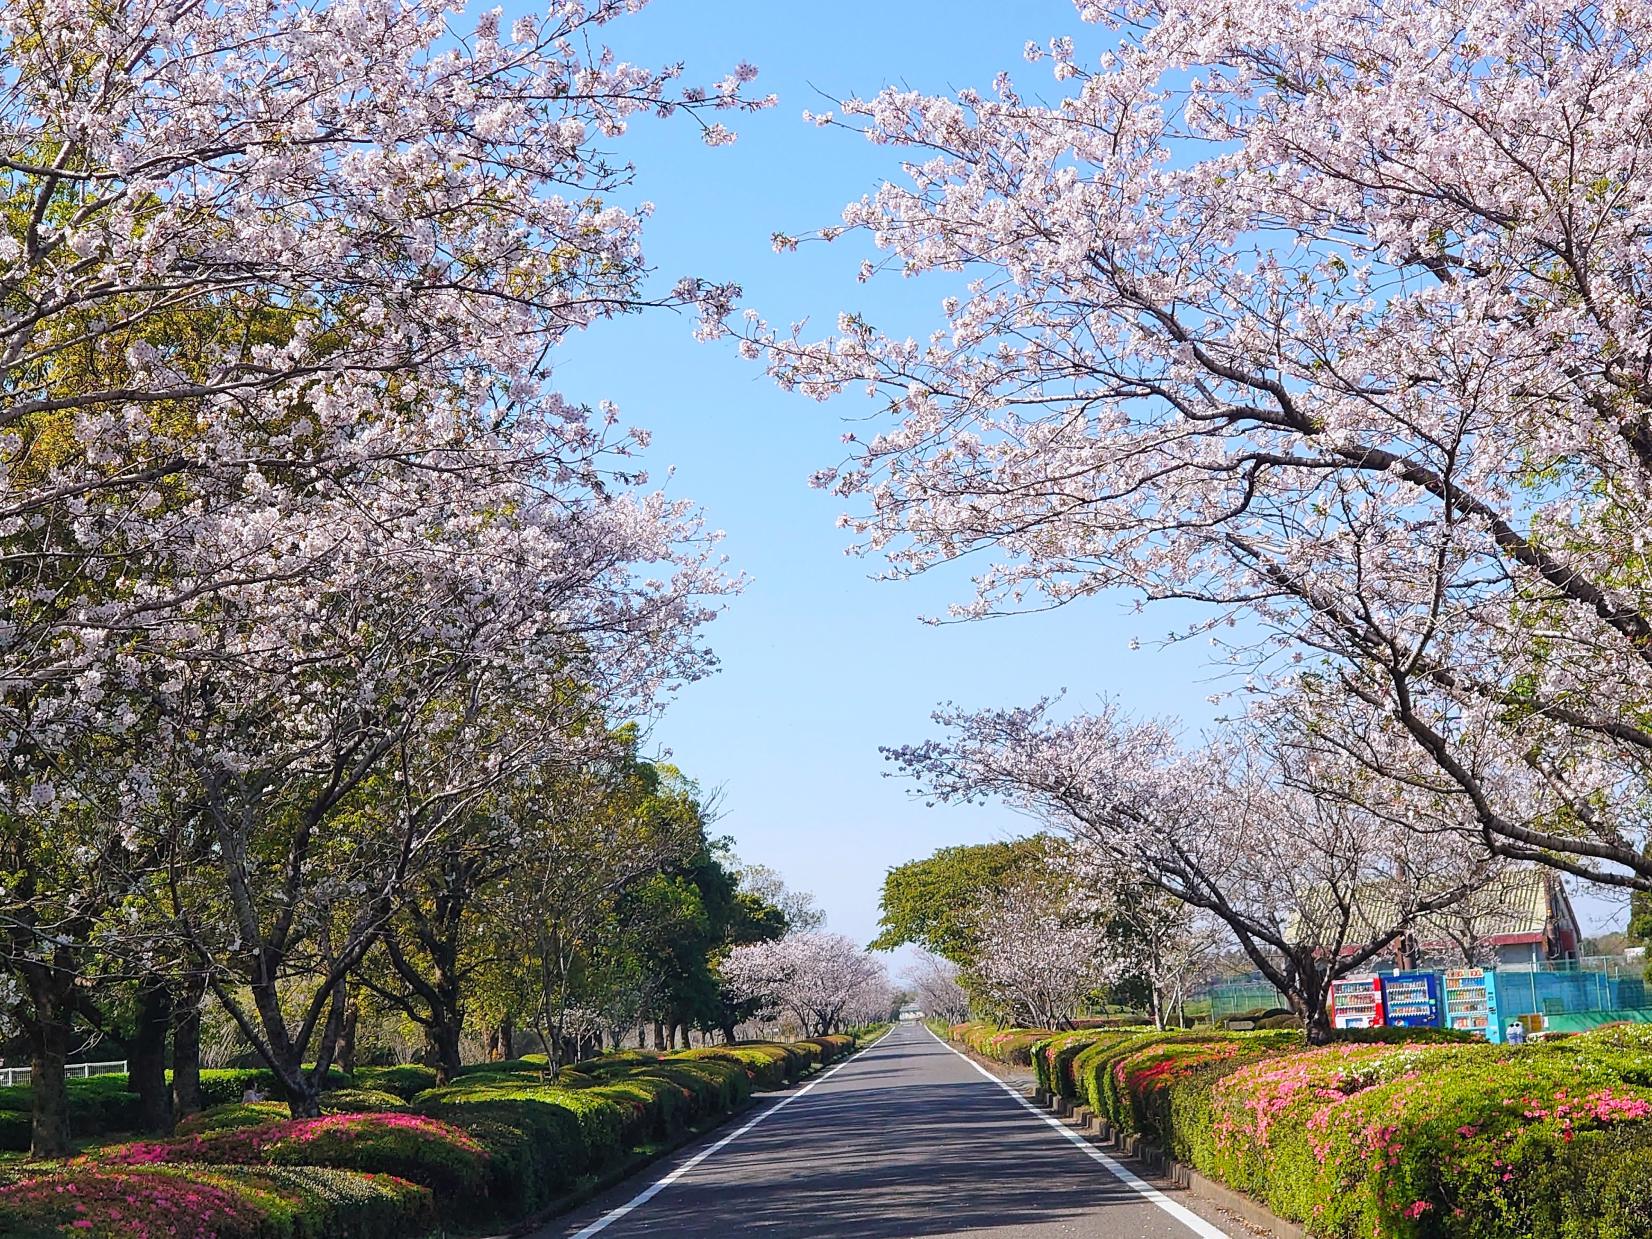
0,1060 -> 126,1088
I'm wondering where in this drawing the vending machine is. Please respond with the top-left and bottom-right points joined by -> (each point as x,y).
1443,967 -> 1503,1043
1329,976 -> 1385,1029
1379,972 -> 1443,1028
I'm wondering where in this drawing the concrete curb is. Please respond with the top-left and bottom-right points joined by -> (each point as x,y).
1030,1086 -> 1308,1239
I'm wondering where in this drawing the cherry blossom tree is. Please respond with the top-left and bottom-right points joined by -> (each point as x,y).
0,0 -> 767,1146
720,931 -> 890,1037
894,699 -> 1500,1041
903,950 -> 969,1024
3,0 -> 768,751
748,0 -> 1652,891
963,875 -> 1128,1028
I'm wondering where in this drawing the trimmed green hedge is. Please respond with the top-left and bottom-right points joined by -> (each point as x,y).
101,1113 -> 489,1207
354,1065 -> 439,1102
972,1021 -> 1652,1238
0,1163 -> 436,1238
0,1076 -> 144,1149
679,1041 -> 814,1089
177,1101 -> 291,1136
18,1032 -> 848,1233
801,1034 -> 856,1063
948,1021 -> 1064,1066
192,1067 -> 353,1108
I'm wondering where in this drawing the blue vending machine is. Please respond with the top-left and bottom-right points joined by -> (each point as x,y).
1379,971 -> 1443,1029
1442,967 -> 1503,1043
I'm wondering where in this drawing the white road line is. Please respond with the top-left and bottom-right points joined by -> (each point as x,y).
926,1027 -> 1232,1239
566,1027 -> 900,1238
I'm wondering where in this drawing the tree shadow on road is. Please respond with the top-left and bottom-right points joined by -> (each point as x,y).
565,1075 -> 1195,1238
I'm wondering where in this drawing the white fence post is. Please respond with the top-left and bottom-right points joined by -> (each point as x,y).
0,1060 -> 125,1088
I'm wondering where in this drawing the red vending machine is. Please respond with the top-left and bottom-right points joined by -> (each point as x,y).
1329,976 -> 1385,1029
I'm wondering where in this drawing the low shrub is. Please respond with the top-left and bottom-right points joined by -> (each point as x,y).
1105,1031 -> 1300,1143
176,1101 -> 289,1136
175,1089 -> 401,1141
1069,1029 -> 1186,1118
0,1164 -> 273,1238
575,1050 -> 660,1076
949,1022 -> 1062,1066
353,1065 -> 438,1102
413,1079 -> 620,1162
319,1088 -> 407,1113
455,1058 -> 543,1077
1030,1030 -> 1121,1098
0,1162 -> 436,1239
195,1067 -> 352,1109
0,1076 -> 145,1147
1328,1025 -> 1478,1045
799,1035 -> 854,1064
0,1110 -> 29,1152
647,1058 -> 749,1119
101,1112 -> 488,1205
586,1077 -> 686,1143
411,1098 -> 585,1218
8,1031 -> 824,1233
1192,1037 -> 1652,1237
679,1042 -> 810,1089
974,1018 -> 1652,1239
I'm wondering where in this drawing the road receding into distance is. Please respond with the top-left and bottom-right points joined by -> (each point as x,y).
551,1021 -> 1247,1239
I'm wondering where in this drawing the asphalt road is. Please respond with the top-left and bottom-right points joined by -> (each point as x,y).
550,1021 -> 1245,1239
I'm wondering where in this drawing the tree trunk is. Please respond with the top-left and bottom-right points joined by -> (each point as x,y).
428,1020 -> 463,1085
336,995 -> 359,1077
171,979 -> 205,1119
282,1077 -> 323,1118
1304,1003 -> 1335,1045
128,977 -> 174,1135
24,966 -> 73,1158
235,964 -> 324,1119
652,1020 -> 665,1051
721,1023 -> 738,1045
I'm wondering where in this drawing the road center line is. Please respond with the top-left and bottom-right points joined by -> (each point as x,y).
566,1027 -> 899,1238
926,1027 -> 1231,1239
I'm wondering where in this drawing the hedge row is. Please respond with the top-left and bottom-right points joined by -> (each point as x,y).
948,1021 -> 1060,1066
962,1021 -> 1652,1238
0,1069 -> 364,1152
0,1077 -> 143,1150
1,1032 -> 871,1237
0,1163 -> 435,1239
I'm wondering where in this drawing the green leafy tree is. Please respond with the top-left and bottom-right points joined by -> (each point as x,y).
870,838 -> 1053,964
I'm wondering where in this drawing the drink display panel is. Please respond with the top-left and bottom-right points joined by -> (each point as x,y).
1379,972 -> 1443,1028
1330,976 -> 1385,1029
1443,967 -> 1502,1043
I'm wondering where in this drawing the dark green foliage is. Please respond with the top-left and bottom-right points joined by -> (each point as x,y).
872,838 -> 1052,961
0,1076 -> 143,1148
353,1065 -> 439,1102
194,1067 -> 352,1108
317,1088 -> 407,1113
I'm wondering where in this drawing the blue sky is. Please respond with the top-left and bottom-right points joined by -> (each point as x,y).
525,0 -> 1228,952
524,0 -> 1621,949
